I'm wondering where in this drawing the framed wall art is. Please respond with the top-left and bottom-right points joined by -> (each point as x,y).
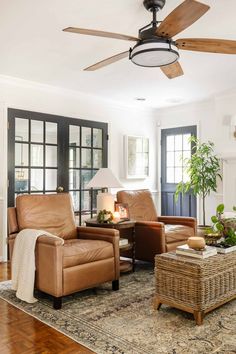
124,135 -> 149,179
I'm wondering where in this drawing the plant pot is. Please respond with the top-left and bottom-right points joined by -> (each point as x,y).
197,225 -> 210,238
205,233 -> 222,246
214,243 -> 236,254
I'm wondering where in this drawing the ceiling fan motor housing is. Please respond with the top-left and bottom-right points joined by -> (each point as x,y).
130,38 -> 179,67
143,0 -> 166,11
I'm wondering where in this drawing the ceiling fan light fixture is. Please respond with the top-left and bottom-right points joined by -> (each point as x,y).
130,39 -> 179,68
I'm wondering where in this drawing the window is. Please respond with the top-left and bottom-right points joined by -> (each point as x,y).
166,133 -> 191,184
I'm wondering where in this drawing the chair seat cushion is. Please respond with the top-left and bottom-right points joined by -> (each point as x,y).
165,224 -> 194,244
63,239 -> 113,268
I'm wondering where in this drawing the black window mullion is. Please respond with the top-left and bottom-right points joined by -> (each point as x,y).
79,125 -> 82,225
8,115 -> 15,206
90,128 -> 93,222
43,120 -> 46,193
28,118 -> 31,194
59,120 -> 68,192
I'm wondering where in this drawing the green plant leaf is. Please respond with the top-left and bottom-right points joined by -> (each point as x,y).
225,228 -> 236,246
211,216 -> 218,223
216,204 -> 224,214
215,222 -> 224,232
233,206 -> 236,212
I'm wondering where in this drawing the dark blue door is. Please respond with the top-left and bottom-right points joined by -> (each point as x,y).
161,126 -> 197,217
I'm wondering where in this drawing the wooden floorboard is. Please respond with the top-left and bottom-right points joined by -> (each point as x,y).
0,262 -> 95,354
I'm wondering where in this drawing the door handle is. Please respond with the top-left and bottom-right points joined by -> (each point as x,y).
57,186 -> 64,193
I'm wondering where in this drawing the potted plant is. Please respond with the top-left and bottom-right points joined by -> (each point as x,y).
175,137 -> 222,233
97,209 -> 114,224
206,204 -> 236,252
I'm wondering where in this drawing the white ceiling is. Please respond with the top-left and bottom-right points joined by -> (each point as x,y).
1,0 -> 236,108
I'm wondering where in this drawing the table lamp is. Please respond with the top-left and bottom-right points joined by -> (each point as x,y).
86,168 -> 123,213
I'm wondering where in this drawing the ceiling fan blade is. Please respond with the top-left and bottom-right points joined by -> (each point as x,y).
63,27 -> 139,42
156,0 -> 210,38
176,38 -> 236,54
160,62 -> 184,79
84,51 -> 129,71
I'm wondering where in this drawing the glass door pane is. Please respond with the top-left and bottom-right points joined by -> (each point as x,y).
68,124 -> 106,223
165,134 -> 192,184
9,113 -> 59,201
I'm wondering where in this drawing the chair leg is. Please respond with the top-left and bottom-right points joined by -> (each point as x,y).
112,280 -> 119,291
53,296 -> 62,310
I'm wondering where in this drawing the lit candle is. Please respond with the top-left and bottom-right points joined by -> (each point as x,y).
113,211 -> 120,223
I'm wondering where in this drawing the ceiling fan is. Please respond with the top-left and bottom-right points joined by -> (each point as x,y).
63,0 -> 236,79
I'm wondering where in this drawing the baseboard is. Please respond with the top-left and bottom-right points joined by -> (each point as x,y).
0,256 -> 3,262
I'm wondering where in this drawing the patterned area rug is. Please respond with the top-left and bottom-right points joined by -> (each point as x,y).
0,264 -> 236,354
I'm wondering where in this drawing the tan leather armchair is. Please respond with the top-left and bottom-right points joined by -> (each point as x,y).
117,189 -> 196,262
8,193 -> 120,309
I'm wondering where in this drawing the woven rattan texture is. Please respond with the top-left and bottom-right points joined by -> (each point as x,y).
155,252 -> 236,311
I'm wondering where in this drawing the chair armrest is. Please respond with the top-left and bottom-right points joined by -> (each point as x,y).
8,207 -> 19,235
8,233 -> 17,241
158,216 -> 197,231
8,233 -> 18,261
136,221 -> 164,229
77,226 -> 120,279
37,235 -> 64,246
36,238 -> 63,297
8,233 -> 64,260
8,234 -> 64,246
135,221 -> 166,255
77,226 -> 119,242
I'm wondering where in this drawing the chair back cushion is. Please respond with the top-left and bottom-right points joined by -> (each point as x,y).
16,193 -> 77,239
117,189 -> 157,221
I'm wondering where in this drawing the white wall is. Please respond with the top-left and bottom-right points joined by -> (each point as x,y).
222,158 -> 236,211
156,89 -> 236,224
0,76 -> 156,261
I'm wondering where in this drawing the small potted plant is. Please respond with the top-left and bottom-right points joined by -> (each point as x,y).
175,137 -> 222,234
206,204 -> 236,252
97,209 -> 114,224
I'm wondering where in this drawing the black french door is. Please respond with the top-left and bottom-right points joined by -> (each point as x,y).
161,125 -> 197,217
8,108 -> 108,224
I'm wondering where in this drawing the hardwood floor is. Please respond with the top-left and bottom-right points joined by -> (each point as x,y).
0,262 -> 95,354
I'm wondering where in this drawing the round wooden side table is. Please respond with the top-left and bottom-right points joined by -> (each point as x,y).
85,218 -> 136,273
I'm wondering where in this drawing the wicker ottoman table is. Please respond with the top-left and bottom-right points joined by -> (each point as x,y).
154,252 -> 236,325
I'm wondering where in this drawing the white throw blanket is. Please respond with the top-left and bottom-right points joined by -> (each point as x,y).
12,229 -> 63,303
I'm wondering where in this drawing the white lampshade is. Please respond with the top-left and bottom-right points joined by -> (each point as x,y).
86,168 -> 123,214
86,168 -> 123,189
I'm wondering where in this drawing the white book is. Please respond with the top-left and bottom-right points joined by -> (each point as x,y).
119,238 -> 129,247
215,245 -> 236,254
177,244 -> 216,255
176,249 -> 217,259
